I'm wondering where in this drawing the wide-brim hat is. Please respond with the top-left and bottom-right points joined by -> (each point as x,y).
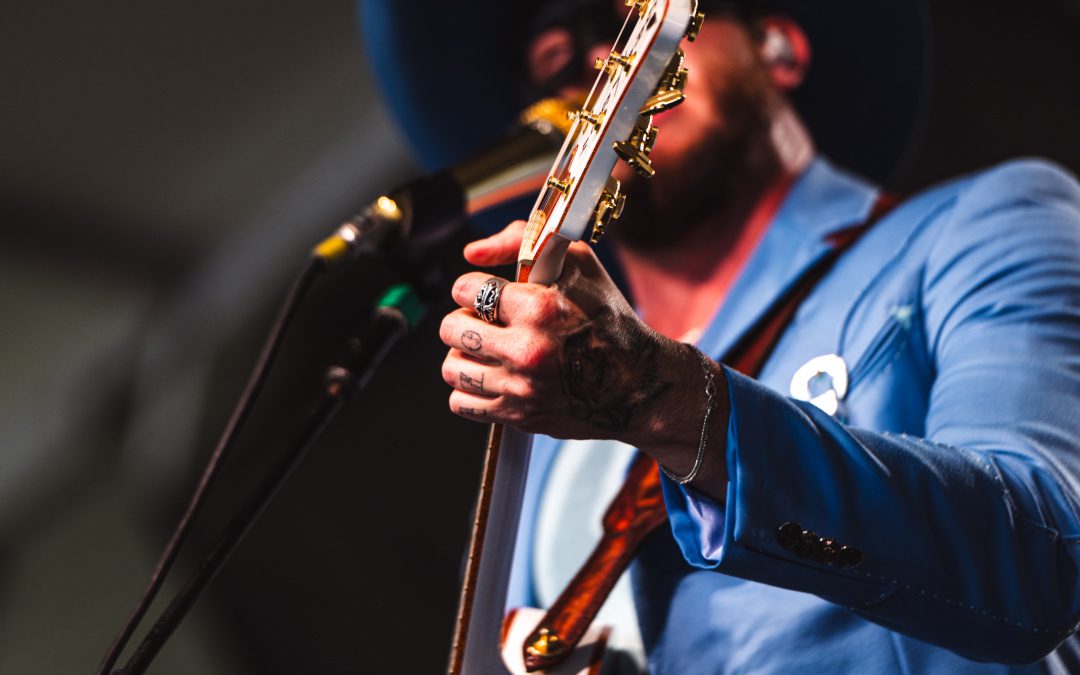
359,0 -> 928,185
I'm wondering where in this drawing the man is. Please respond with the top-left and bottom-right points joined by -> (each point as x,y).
365,0 -> 1080,672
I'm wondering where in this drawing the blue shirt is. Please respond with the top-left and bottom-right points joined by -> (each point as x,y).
511,156 -> 1080,673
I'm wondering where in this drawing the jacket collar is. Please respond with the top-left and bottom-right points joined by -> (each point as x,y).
696,156 -> 880,362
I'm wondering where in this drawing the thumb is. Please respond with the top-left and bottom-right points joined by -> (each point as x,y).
464,220 -> 527,267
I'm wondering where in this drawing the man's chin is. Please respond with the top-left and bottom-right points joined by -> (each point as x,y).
609,173 -> 715,252
608,69 -> 780,251
610,139 -> 781,253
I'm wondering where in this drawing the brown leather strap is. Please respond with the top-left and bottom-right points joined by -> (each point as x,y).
522,195 -> 898,672
521,457 -> 666,671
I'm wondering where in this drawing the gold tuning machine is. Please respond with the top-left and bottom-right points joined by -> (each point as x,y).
686,9 -> 706,42
568,107 -> 605,131
625,0 -> 650,19
613,116 -> 658,178
594,50 -> 634,77
546,176 -> 573,195
591,178 -> 626,244
642,48 -> 688,116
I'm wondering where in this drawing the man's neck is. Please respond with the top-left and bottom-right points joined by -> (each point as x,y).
616,169 -> 799,341
616,104 -> 813,341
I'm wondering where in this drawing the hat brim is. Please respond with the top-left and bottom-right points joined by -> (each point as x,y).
359,0 -> 928,184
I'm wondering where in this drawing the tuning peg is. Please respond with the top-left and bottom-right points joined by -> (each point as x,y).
641,67 -> 689,115
613,117 -> 658,178
594,50 -> 634,77
613,143 -> 653,178
642,49 -> 688,115
613,122 -> 658,177
568,107 -> 605,131
591,178 -> 626,244
686,9 -> 706,42
625,0 -> 650,19
546,176 -> 573,195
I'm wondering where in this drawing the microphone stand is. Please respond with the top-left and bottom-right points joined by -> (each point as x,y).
112,283 -> 426,675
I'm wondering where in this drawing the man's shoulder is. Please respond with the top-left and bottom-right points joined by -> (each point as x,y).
921,157 -> 1080,217
907,159 -> 1080,286
880,158 -> 1080,260
839,158 -> 1080,303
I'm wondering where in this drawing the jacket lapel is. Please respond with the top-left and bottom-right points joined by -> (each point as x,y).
697,158 -> 880,362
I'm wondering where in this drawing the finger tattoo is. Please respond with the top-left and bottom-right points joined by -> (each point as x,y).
462,330 -> 483,351
459,406 -> 488,418
460,372 -> 486,394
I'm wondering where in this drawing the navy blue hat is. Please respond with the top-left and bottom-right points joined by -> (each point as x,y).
359,0 -> 928,184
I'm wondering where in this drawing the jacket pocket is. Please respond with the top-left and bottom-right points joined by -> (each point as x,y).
846,312 -> 912,391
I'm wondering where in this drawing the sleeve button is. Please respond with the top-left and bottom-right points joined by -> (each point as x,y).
776,522 -> 802,549
817,537 -> 840,564
793,529 -> 817,558
837,545 -> 863,569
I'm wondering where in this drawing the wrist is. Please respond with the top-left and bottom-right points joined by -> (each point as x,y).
630,341 -> 729,489
657,346 -> 721,484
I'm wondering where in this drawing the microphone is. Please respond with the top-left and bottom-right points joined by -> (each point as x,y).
313,98 -> 576,267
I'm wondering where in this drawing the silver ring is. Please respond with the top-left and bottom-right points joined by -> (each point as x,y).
474,277 -> 508,324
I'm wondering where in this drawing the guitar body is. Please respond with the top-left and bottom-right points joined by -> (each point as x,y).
450,2 -> 703,672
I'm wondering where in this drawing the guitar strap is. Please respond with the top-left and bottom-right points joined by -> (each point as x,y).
521,194 -> 900,672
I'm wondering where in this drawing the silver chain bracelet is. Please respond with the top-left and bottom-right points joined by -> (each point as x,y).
659,346 -> 719,485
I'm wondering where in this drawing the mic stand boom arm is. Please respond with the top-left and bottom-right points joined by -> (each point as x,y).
112,284 -> 425,675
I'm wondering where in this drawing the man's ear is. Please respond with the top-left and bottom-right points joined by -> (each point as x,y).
758,16 -> 811,91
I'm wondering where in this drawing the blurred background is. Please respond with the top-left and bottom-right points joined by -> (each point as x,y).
1,1 -> 1079,673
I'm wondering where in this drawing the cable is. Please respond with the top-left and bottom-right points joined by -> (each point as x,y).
119,383 -> 348,675
96,256 -> 326,675
114,286 -> 421,675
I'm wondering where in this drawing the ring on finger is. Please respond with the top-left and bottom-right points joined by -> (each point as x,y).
474,277 -> 508,325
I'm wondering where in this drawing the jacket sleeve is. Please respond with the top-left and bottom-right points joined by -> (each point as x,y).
661,160 -> 1080,664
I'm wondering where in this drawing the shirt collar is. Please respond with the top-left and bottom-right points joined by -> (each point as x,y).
775,156 -> 881,243
694,156 -> 881,361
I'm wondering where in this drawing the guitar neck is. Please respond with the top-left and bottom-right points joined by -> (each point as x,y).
448,248 -> 567,674
448,424 -> 531,675
448,2 -> 700,671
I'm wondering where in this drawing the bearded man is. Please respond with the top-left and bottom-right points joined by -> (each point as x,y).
365,0 -> 1080,672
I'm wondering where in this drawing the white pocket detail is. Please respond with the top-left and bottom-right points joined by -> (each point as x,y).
789,353 -> 849,416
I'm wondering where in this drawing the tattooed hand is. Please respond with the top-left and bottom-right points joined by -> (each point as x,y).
439,221 -> 729,481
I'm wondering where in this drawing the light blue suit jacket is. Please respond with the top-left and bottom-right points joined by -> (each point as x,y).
513,157 -> 1080,673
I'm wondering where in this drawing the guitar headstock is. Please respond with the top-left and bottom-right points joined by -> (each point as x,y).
517,0 -> 703,284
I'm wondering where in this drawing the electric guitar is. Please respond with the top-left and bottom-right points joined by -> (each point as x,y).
449,2 -> 704,672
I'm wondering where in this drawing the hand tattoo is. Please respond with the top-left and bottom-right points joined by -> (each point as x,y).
560,320 -> 670,432
459,406 -> 488,419
460,372 -> 486,394
462,330 -> 483,351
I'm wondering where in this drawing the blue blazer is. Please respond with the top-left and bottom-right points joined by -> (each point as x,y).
515,157 -> 1080,673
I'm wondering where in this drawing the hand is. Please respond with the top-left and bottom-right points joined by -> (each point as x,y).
439,222 -> 729,490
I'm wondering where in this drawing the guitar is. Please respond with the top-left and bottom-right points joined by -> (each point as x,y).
449,2 -> 704,672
